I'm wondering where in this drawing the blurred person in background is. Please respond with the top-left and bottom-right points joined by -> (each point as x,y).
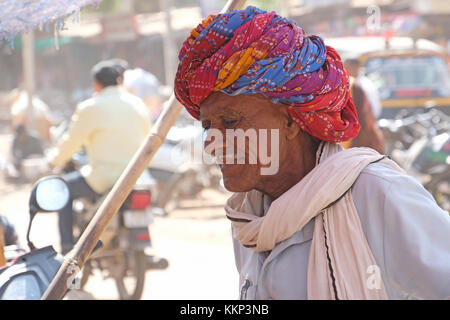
47,61 -> 151,254
175,7 -> 450,300
106,58 -> 129,85
106,58 -> 162,123
342,58 -> 385,153
344,58 -> 382,119
7,88 -> 52,143
123,66 -> 163,123
340,79 -> 385,154
9,124 -> 44,178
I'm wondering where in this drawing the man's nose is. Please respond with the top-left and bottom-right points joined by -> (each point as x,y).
203,128 -> 226,158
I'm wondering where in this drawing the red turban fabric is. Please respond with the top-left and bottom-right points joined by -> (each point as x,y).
174,6 -> 360,142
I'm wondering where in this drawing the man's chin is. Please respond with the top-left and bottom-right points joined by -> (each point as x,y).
221,171 -> 255,193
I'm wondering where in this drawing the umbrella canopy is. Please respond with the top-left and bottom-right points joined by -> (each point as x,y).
0,0 -> 101,42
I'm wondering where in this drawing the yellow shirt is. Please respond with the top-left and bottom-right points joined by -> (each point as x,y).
50,86 -> 151,194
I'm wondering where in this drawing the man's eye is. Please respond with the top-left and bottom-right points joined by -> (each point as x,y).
222,119 -> 239,128
202,120 -> 211,131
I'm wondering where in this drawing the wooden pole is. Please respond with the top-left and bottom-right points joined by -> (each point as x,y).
160,0 -> 177,87
41,0 -> 247,300
0,222 -> 6,267
21,31 -> 36,134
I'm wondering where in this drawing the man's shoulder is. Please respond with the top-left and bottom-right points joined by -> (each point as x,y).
119,90 -> 147,107
357,161 -> 405,185
77,97 -> 97,111
353,162 -> 411,215
78,91 -> 141,110
352,160 -> 439,221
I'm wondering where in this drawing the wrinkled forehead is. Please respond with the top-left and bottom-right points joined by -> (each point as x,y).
199,92 -> 239,119
199,92 -> 284,121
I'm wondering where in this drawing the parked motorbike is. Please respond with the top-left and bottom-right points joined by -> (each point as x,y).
0,167 -> 169,300
413,132 -> 450,212
0,176 -> 68,299
378,108 -> 450,212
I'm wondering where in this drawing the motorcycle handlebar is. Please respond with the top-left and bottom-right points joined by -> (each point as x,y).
378,109 -> 449,133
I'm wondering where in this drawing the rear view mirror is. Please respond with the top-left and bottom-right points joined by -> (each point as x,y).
34,177 -> 70,212
27,176 -> 71,250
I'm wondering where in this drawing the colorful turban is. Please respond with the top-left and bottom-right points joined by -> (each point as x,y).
174,6 -> 360,142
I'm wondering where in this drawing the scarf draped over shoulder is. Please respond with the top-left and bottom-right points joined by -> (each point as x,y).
225,142 -> 405,299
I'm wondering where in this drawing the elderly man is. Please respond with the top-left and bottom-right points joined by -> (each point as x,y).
173,7 -> 450,300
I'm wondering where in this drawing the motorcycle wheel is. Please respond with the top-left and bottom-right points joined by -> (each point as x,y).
114,250 -> 147,300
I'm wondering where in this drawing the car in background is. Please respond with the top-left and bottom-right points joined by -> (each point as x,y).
325,36 -> 450,118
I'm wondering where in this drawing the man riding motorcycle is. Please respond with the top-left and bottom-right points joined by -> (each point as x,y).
47,61 -> 151,254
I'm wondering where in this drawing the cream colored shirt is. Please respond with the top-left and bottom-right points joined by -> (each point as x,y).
50,86 -> 151,193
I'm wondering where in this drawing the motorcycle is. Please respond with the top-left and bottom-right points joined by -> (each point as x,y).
0,176 -> 68,299
378,108 -> 450,212
412,132 -> 450,212
72,168 -> 169,300
0,168 -> 169,300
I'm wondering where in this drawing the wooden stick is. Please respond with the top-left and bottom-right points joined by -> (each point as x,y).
0,222 -> 6,267
41,0 -> 247,300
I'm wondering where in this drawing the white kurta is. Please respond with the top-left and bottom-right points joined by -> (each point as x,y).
231,162 -> 450,299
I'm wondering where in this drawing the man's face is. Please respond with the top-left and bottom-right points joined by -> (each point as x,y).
199,92 -> 289,193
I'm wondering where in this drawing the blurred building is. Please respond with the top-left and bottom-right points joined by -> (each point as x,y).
0,0 -> 205,121
289,0 -> 450,50
2,0 -> 450,123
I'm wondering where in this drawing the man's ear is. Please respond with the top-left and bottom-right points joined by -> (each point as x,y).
282,109 -> 301,140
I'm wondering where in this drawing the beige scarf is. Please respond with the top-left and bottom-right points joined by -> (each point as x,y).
225,142 -> 404,299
